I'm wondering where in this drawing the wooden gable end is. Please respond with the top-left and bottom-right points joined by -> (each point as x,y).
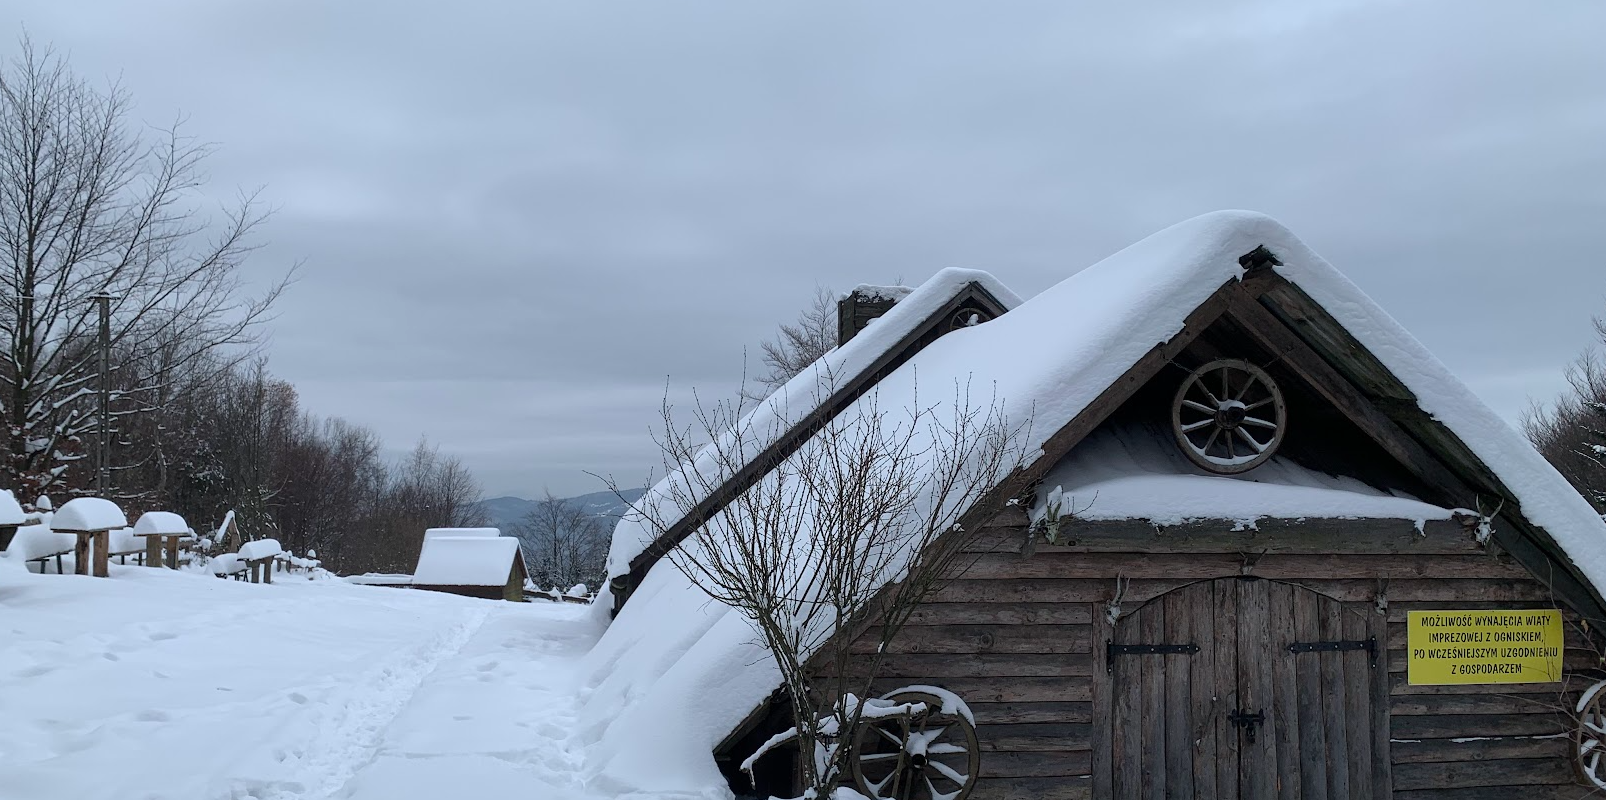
616,281 -> 1016,612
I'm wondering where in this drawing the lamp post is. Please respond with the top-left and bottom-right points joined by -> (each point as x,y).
90,291 -> 116,496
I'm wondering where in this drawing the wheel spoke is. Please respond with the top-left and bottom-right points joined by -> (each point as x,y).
1242,416 -> 1277,429
1236,428 -> 1267,453
876,726 -> 905,747
927,743 -> 967,755
1181,418 -> 1216,433
1201,427 -> 1220,456
1221,367 -> 1230,403
926,775 -> 960,800
930,759 -> 969,785
1224,430 -> 1234,459
860,752 -> 902,761
1245,396 -> 1274,411
1197,383 -> 1221,407
1181,399 -> 1217,416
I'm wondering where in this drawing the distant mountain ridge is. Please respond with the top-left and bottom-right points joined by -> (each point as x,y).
477,488 -> 646,532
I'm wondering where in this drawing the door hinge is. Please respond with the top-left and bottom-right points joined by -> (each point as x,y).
1287,635 -> 1377,668
1106,640 -> 1200,673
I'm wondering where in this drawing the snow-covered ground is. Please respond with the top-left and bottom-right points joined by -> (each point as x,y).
0,562 -> 621,800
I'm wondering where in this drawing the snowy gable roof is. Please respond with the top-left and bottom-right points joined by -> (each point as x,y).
606,267 -> 1021,584
582,210 -> 1606,793
412,536 -> 524,586
424,527 -> 501,541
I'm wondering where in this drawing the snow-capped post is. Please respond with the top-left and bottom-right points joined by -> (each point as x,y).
132,512 -> 193,570
0,489 -> 26,551
50,498 -> 128,578
617,368 -> 1028,795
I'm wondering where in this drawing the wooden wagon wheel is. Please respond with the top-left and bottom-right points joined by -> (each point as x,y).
851,687 -> 980,800
1171,358 -> 1287,475
1577,680 -> 1606,788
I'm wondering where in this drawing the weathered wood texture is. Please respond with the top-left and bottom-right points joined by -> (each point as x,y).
837,520 -> 1594,799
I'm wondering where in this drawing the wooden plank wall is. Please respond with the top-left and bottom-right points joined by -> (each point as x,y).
838,509 -> 1600,800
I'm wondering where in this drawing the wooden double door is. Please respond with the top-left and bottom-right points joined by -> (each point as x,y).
1106,577 -> 1388,799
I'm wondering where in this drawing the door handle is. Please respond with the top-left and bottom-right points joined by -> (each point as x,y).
1228,708 -> 1265,744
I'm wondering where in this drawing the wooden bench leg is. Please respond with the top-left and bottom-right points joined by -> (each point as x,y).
165,538 -> 180,570
146,536 -> 162,568
74,534 -> 90,575
263,561 -> 272,584
93,530 -> 109,577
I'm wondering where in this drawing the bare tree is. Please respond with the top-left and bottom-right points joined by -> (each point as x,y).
1527,315 -> 1606,515
0,37 -> 288,495
746,286 -> 838,400
513,489 -> 609,590
616,366 -> 1028,795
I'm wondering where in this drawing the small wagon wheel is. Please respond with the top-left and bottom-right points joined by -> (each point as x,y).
1171,358 -> 1287,474
1577,680 -> 1606,788
851,687 -> 980,800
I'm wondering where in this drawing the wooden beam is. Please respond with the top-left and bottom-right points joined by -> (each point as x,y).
1226,292 -> 1477,507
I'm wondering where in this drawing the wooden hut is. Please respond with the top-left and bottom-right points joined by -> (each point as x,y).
591,211 -> 1606,800
411,535 -> 528,601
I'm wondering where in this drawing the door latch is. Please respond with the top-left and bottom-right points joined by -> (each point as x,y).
1228,708 -> 1265,744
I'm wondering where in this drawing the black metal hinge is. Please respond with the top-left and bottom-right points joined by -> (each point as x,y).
1107,641 -> 1200,673
1287,635 -> 1377,668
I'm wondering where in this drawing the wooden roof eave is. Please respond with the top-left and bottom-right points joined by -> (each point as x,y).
618,282 -> 1016,609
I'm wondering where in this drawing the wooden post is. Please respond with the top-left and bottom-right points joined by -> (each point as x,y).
92,530 -> 109,577
73,533 -> 91,575
165,536 -> 180,570
145,535 -> 163,568
263,560 -> 272,584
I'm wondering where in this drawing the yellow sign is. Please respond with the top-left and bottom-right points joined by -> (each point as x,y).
1406,610 -> 1563,685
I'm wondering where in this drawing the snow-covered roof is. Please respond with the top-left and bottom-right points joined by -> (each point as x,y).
423,527 -> 501,540
581,210 -> 1606,794
0,489 -> 26,526
51,498 -> 127,532
1030,425 -> 1454,528
133,511 -> 192,536
607,267 -> 1021,579
238,539 -> 284,561
412,536 -> 523,586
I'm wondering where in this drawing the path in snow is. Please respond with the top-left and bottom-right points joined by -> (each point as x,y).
0,563 -> 607,800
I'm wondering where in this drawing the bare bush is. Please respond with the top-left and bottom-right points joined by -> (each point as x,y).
617,366 -> 1028,794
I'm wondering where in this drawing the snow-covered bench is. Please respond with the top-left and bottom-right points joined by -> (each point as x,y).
238,539 -> 284,584
210,553 -> 247,581
6,523 -> 74,574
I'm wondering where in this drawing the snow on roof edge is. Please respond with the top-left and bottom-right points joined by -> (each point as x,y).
605,267 -> 1021,577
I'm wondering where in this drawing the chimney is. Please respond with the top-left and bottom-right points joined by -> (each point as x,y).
837,284 -> 913,346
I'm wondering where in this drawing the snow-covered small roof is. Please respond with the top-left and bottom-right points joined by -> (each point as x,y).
607,267 -> 1021,578
423,527 -> 501,541
51,498 -> 127,532
133,511 -> 192,536
238,539 -> 284,560
846,283 -> 914,303
412,536 -> 523,586
0,489 -> 26,526
1030,425 -> 1454,528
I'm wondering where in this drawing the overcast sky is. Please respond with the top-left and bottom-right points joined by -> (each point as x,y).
13,1 -> 1606,498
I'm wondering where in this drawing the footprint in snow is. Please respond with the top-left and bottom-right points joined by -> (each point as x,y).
15,664 -> 54,678
135,710 -> 169,722
148,631 -> 177,641
287,692 -> 308,704
102,652 -> 120,661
